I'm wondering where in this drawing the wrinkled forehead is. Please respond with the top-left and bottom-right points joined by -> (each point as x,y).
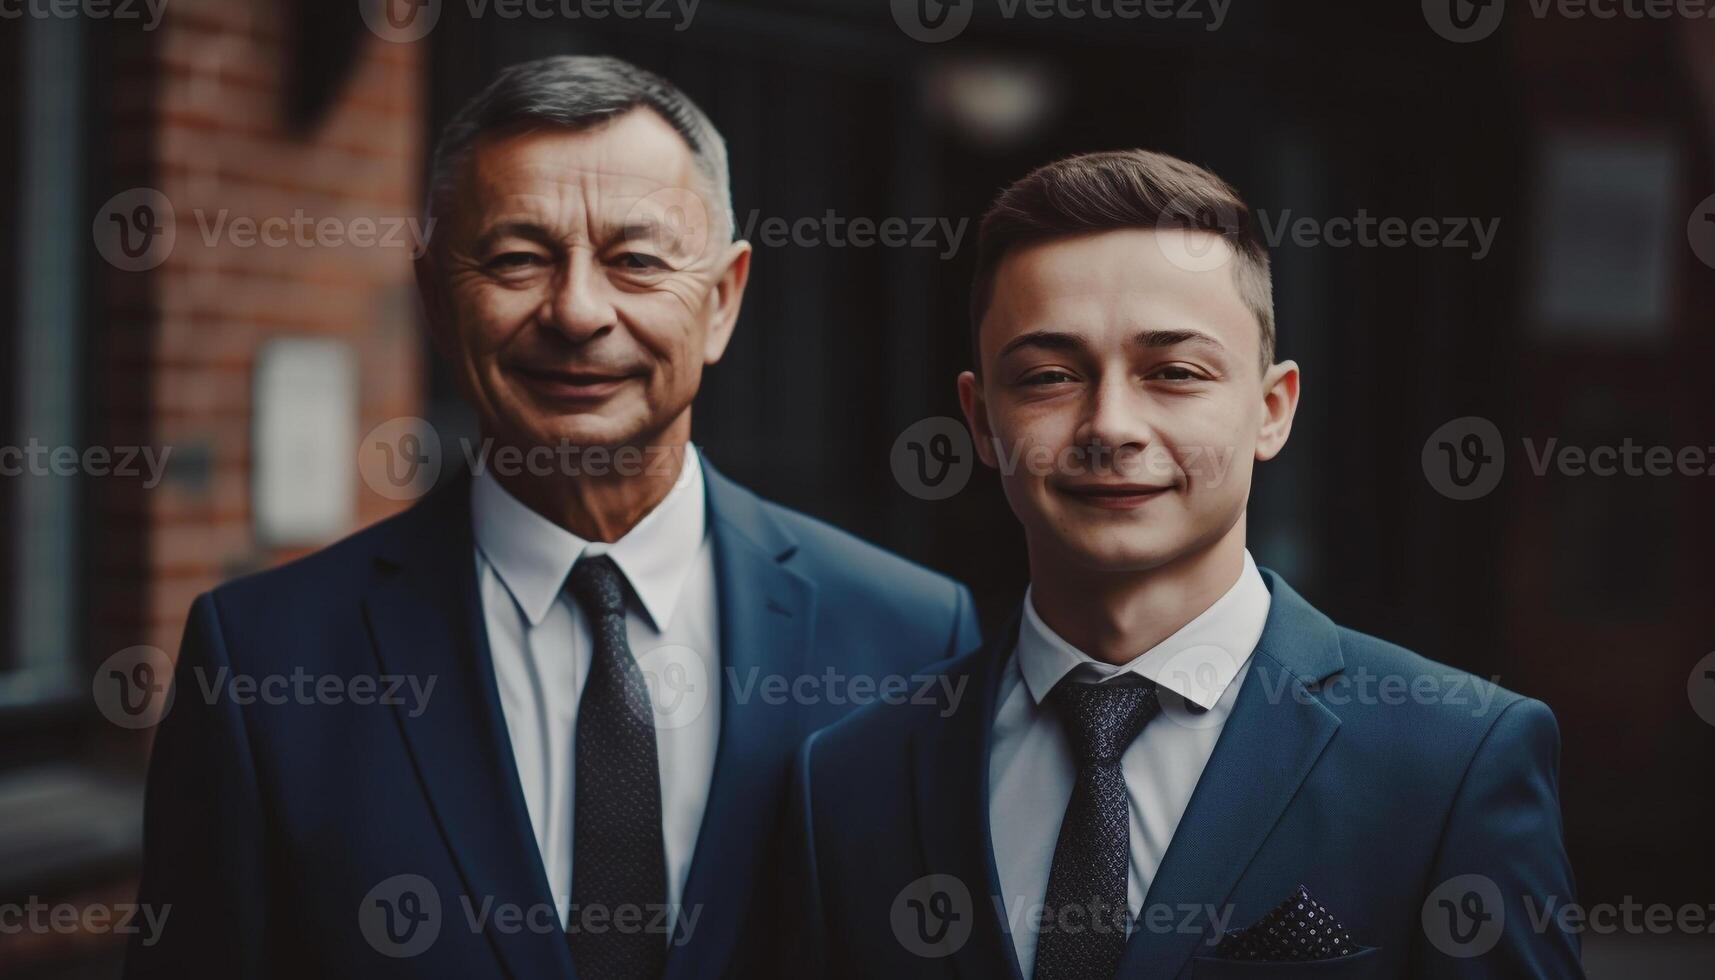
447,112 -> 711,243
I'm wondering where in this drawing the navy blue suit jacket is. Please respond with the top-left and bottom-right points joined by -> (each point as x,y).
126,459 -> 980,978
790,569 -> 1582,979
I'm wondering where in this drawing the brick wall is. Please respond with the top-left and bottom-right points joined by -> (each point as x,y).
92,1 -> 427,670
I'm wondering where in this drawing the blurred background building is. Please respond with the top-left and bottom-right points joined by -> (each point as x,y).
2,0 -> 1712,974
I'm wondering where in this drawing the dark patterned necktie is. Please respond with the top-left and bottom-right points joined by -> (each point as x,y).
1032,675 -> 1161,980
566,555 -> 667,980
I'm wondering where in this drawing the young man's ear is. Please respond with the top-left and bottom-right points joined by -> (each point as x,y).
957,369 -> 1000,469
1255,359 -> 1300,461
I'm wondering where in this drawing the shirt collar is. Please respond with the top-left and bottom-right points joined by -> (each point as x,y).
471,444 -> 707,630
1016,549 -> 1271,711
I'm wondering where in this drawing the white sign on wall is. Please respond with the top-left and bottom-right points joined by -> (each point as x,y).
252,337 -> 357,545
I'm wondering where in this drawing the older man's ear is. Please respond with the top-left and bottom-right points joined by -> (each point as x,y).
702,240 -> 752,366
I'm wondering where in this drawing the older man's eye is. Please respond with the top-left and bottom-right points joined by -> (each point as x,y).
486,252 -> 544,271
614,252 -> 669,271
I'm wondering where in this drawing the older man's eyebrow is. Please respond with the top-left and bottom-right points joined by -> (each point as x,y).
1133,329 -> 1227,356
470,220 -> 560,254
996,330 -> 1089,360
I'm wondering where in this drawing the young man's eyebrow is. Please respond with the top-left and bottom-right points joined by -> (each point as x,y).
1132,329 -> 1227,355
996,330 -> 1089,360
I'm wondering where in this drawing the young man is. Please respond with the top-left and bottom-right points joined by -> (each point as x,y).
789,151 -> 1581,978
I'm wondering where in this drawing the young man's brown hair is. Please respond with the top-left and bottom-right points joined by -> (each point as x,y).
967,149 -> 1276,372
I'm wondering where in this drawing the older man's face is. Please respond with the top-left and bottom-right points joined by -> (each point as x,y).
420,108 -> 749,452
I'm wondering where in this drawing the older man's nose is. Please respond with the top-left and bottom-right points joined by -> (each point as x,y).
543,251 -> 618,342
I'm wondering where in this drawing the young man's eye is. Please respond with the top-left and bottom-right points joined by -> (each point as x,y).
1151,365 -> 1206,382
1021,370 -> 1076,386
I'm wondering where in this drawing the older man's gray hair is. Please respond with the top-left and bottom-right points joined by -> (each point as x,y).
426,55 -> 735,240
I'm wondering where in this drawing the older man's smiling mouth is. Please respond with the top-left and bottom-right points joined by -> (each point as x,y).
513,366 -> 636,402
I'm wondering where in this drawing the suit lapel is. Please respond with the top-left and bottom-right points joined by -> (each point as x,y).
1116,570 -> 1345,978
664,461 -> 816,980
364,475 -> 575,979
909,614 -> 1024,980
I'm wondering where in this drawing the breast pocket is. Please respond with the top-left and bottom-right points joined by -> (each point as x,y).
1188,946 -> 1380,978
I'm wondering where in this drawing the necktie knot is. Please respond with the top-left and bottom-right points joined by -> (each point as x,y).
568,554 -> 627,619
1048,675 -> 1161,766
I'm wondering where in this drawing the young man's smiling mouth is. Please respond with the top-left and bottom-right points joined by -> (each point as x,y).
1056,480 -> 1176,510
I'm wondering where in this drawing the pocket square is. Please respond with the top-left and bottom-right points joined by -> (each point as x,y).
1212,885 -> 1359,962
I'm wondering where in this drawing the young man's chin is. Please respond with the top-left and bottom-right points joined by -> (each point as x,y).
1037,530 -> 1195,577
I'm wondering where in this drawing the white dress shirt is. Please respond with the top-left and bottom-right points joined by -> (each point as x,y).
989,549 -> 1272,978
472,446 -> 720,930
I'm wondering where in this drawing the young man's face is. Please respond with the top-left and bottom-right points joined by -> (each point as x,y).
417,108 -> 750,452
958,227 -> 1298,575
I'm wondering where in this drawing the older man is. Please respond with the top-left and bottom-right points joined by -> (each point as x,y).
127,56 -> 979,979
